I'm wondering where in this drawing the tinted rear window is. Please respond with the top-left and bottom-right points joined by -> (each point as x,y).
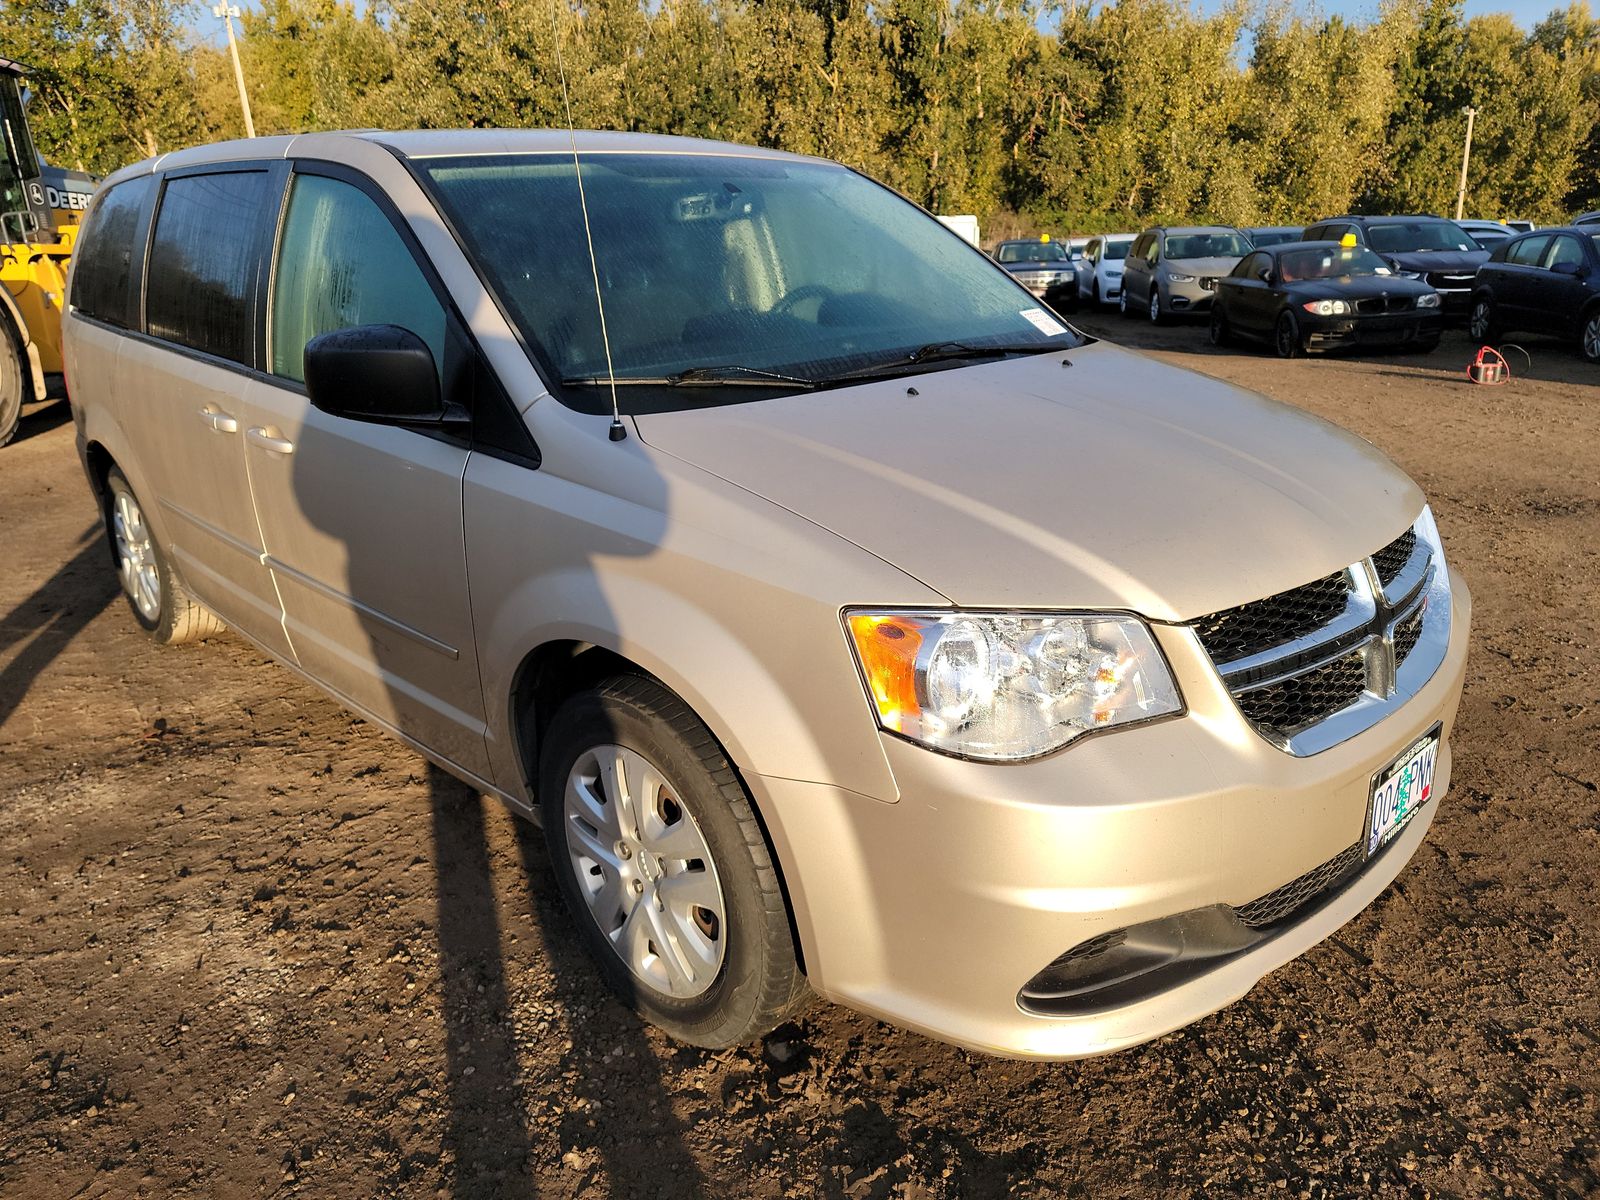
71,176 -> 156,329
146,171 -> 274,365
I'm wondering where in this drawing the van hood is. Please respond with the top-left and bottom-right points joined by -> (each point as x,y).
1168,256 -> 1243,277
632,342 -> 1423,622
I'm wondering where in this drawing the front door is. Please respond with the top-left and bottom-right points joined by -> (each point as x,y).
238,166 -> 491,779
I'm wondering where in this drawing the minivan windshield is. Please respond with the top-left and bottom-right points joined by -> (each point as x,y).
1162,231 -> 1250,259
421,153 -> 1083,412
1366,220 -> 1478,254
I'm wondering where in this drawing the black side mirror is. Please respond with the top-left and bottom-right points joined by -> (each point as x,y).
304,324 -> 450,424
1258,268 -> 1274,283
1550,260 -> 1582,277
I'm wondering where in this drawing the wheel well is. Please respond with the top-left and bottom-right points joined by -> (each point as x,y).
508,640 -> 809,975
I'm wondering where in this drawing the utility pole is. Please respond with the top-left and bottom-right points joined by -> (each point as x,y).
213,3 -> 256,140
1454,105 -> 1477,222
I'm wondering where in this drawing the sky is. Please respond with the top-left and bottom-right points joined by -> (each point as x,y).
1193,0 -> 1565,28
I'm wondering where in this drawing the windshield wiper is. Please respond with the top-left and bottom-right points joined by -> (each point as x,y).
562,364 -> 817,390
824,341 -> 1062,382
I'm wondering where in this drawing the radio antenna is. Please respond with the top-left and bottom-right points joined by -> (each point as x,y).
550,0 -> 626,442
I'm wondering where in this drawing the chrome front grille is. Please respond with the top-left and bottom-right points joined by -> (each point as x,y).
1191,519 -> 1450,755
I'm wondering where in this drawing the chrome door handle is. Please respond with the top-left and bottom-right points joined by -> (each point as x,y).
199,406 -> 238,434
246,426 -> 295,455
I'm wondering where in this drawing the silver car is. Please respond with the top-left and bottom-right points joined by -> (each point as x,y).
1122,226 -> 1253,323
63,131 -> 1470,1059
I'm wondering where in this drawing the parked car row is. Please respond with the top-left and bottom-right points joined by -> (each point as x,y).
1039,213 -> 1600,363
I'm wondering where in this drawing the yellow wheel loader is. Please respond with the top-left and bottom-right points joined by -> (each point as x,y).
1,56 -> 95,448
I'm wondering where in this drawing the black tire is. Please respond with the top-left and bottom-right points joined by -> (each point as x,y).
0,314 -> 25,450
1118,286 -> 1132,318
1209,304 -> 1233,347
1274,311 -> 1304,359
539,674 -> 808,1048
1468,296 -> 1497,343
1148,286 -> 1165,325
104,467 -> 225,644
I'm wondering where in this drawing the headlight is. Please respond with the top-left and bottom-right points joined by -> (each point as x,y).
844,610 -> 1183,761
1301,299 -> 1352,316
1416,292 -> 1442,308
1393,269 -> 1425,280
1166,273 -> 1196,283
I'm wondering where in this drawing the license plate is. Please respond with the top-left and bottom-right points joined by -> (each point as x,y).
1367,726 -> 1440,856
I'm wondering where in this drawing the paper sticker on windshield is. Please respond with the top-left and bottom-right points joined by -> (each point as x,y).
1374,266 -> 1392,275
1020,308 -> 1067,336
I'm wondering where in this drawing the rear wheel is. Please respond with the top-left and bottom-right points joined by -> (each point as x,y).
105,468 -> 225,644
1209,304 -> 1233,347
1274,311 -> 1304,359
1469,296 -> 1497,343
0,316 -> 24,449
1581,308 -> 1600,364
540,674 -> 808,1048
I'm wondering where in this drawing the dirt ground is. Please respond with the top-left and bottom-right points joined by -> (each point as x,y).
2,317 -> 1598,1200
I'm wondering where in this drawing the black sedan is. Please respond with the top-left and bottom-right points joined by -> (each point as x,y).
1469,227 -> 1600,363
1210,242 -> 1444,357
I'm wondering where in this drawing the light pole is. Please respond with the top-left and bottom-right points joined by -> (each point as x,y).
1454,105 -> 1477,222
213,3 -> 256,140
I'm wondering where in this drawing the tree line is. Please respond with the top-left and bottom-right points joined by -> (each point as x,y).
7,0 -> 1599,230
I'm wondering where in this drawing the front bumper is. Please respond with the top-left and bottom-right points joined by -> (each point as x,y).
751,569 -> 1470,1059
1165,279 -> 1218,314
1303,309 -> 1444,350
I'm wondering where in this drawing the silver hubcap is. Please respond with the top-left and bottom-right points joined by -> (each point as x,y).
1471,303 -> 1490,340
1150,291 -> 1160,321
1584,314 -> 1600,361
563,744 -> 726,999
113,490 -> 161,621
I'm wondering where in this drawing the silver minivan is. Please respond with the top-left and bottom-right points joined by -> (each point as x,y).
64,131 -> 1470,1059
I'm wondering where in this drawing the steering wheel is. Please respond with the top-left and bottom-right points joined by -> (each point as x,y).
772,284 -> 838,319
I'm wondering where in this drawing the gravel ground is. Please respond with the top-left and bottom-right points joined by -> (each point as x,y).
2,320 -> 1598,1199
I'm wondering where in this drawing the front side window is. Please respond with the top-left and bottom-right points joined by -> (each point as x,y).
1365,220 -> 1478,255
1162,231 -> 1251,259
270,173 -> 447,385
146,171 -> 274,365
1230,252 -> 1266,279
71,174 -> 156,329
1543,235 -> 1585,272
421,153 -> 1082,413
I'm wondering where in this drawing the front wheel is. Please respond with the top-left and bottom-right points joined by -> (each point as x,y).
1274,311 -> 1304,359
1469,296 -> 1497,343
105,468 -> 224,644
540,674 -> 808,1048
1581,308 -> 1600,364
1118,286 -> 1132,318
1148,287 -> 1164,325
0,318 -> 24,449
